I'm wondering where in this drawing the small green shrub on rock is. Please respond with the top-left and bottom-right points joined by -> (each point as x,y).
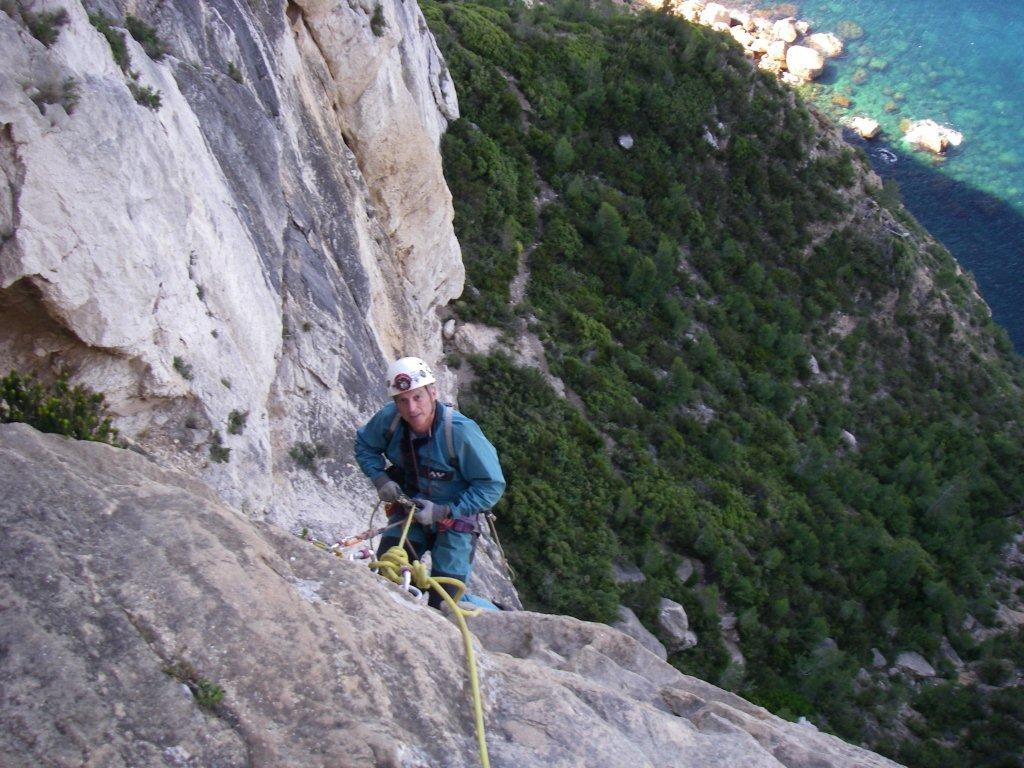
1,370 -> 118,444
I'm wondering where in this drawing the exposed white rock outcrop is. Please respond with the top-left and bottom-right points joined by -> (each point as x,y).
0,0 -> 465,545
0,424 -> 905,768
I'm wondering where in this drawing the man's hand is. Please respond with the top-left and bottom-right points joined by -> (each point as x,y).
413,498 -> 449,526
373,476 -> 402,504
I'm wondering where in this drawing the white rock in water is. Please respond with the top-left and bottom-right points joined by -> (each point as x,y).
699,2 -> 732,27
807,32 -> 844,58
786,45 -> 826,80
894,651 -> 936,679
613,606 -> 668,660
795,19 -> 811,36
849,116 -> 882,139
658,598 -> 698,652
904,119 -> 963,154
618,134 -> 635,150
773,18 -> 799,43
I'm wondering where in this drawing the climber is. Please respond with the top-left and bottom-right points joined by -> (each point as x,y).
354,356 -> 505,609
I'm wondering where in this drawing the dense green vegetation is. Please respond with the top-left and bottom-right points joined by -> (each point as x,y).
427,1 -> 1024,764
1,370 -> 119,444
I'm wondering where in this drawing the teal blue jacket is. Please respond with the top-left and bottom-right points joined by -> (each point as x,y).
354,402 -> 505,519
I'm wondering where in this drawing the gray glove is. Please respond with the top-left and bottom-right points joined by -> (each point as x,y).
413,498 -> 449,526
373,476 -> 402,504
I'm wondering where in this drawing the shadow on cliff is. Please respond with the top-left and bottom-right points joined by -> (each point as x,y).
846,133 -> 1024,353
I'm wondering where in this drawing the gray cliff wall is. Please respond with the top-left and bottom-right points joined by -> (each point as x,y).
0,0 -> 461,539
0,423 -> 904,767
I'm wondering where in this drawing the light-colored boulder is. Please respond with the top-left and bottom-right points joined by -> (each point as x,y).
659,598 -> 698,652
442,317 -> 458,339
766,39 -> 789,61
618,133 -> 635,150
453,322 -> 502,356
730,9 -> 754,31
710,20 -> 733,33
786,45 -> 826,80
699,2 -> 732,27
613,560 -> 647,585
677,0 -> 706,23
749,36 -> 772,54
0,424 -> 906,768
807,32 -> 845,58
904,119 -> 964,154
759,57 -> 784,75
939,637 -> 964,670
840,430 -> 858,449
894,651 -> 936,679
730,26 -> 755,48
613,606 -> 669,660
808,355 -> 821,375
849,116 -> 882,139
795,20 -> 811,36
676,556 -> 702,584
872,648 -> 888,669
773,17 -> 799,43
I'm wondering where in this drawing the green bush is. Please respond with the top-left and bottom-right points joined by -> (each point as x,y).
1,371 -> 118,444
24,8 -> 69,47
125,15 -> 167,60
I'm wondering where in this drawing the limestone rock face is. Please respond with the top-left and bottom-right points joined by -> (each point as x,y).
0,0 -> 462,540
786,45 -> 826,80
0,425 -> 905,768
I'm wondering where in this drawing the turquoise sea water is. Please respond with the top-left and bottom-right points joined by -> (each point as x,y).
769,0 -> 1024,349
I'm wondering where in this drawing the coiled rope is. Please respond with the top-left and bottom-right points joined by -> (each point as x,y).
302,504 -> 490,768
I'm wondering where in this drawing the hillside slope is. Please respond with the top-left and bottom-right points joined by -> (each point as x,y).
426,1 -> 1024,765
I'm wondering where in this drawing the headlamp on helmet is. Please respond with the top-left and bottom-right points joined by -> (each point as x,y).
385,356 -> 437,397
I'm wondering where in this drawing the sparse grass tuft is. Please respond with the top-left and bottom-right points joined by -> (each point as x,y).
125,15 -> 168,60
227,409 -> 247,435
289,441 -> 329,471
208,430 -> 230,463
25,8 -> 69,47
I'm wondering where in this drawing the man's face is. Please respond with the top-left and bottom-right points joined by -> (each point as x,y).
394,385 -> 436,434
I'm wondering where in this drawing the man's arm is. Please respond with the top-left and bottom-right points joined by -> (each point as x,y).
354,403 -> 397,483
448,419 -> 506,518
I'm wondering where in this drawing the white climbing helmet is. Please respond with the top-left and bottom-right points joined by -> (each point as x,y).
386,356 -> 436,397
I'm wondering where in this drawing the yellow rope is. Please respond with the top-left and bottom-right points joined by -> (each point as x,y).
366,506 -> 490,768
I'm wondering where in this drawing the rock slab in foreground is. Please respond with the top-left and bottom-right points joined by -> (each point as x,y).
0,424 -> 903,767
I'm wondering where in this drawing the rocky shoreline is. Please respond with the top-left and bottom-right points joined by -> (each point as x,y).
647,0 -> 964,155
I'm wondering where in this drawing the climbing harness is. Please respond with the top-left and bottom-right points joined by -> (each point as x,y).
299,499 -> 491,768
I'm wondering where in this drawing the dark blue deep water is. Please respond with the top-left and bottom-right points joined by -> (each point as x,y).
770,0 -> 1024,349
